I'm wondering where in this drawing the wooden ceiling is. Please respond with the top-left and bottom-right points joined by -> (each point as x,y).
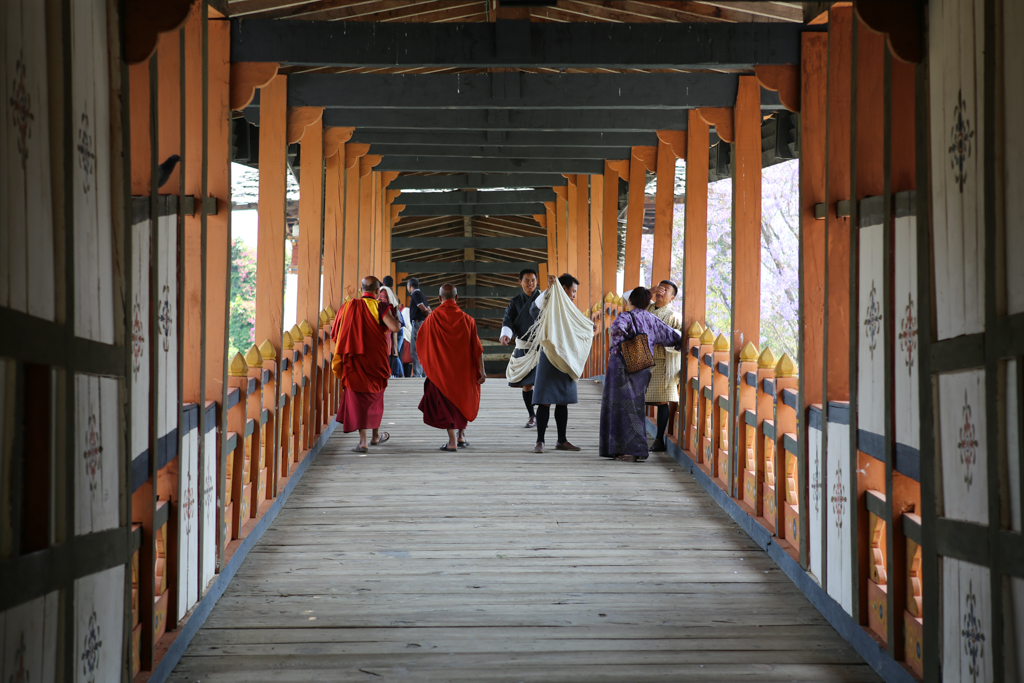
223,1 -> 804,25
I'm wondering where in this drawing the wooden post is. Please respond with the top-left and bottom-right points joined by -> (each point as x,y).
343,157 -> 361,301
566,175 -> 578,277
182,11 -> 203,408
545,201 -> 556,278
297,117 -> 324,353
358,156 -> 382,282
590,173 -> 604,316
603,162 -> 620,298
554,187 -> 568,276
624,146 -> 654,290
576,175 -> 590,308
684,113 -> 710,333
653,134 -> 683,285
322,150 -> 343,313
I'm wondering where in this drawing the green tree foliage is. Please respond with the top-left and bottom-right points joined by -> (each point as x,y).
228,238 -> 257,359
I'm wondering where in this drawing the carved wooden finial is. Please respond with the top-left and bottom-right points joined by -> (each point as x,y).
290,324 -> 303,345
713,333 -> 730,351
319,309 -> 330,325
618,296 -> 627,308
244,344 -> 263,368
758,347 -> 778,369
592,302 -> 601,314
228,352 -> 249,377
699,327 -> 716,345
739,341 -> 759,362
299,319 -> 314,337
282,331 -> 294,350
326,305 -> 337,319
775,353 -> 797,377
258,339 -> 277,361
687,320 -> 705,338
604,291 -> 616,303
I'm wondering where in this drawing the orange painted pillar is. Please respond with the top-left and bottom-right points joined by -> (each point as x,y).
731,75 -> 762,354
322,150 -> 343,311
625,146 -> 655,290
182,8 -> 204,405
554,187 -> 568,277
575,175 -> 590,308
566,176 -> 578,277
590,173 -> 604,312
343,158 -> 361,301
297,118 -> 324,337
544,201 -> 556,277
684,112 -> 710,332
653,133 -> 684,286
156,30 -> 181,196
603,162 -> 620,297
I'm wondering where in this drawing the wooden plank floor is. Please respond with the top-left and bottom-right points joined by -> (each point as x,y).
170,380 -> 881,683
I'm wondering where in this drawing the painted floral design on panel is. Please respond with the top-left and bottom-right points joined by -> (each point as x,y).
132,298 -> 145,377
899,292 -> 918,375
81,610 -> 103,682
77,113 -> 95,195
960,579 -> 986,683
957,391 -> 979,490
949,88 -> 975,193
159,284 -> 173,351
811,457 -> 822,514
83,413 -> 103,493
863,281 -> 882,360
830,465 -> 847,529
9,50 -> 34,170
10,630 -> 30,683
184,470 -> 195,535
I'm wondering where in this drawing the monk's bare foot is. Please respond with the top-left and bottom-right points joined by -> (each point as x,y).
352,445 -> 369,453
371,431 -> 390,445
556,441 -> 581,452
439,444 -> 458,452
533,442 -> 544,453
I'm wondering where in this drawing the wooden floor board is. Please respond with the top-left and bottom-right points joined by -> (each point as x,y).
170,380 -> 880,682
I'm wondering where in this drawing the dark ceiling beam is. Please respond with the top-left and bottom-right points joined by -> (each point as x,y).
377,157 -> 605,175
392,236 -> 548,250
399,203 -> 546,217
349,129 -> 660,148
400,189 -> 555,206
230,20 -> 805,70
367,144 -> 630,160
287,73 -> 784,110
389,174 -> 566,190
394,261 -> 539,274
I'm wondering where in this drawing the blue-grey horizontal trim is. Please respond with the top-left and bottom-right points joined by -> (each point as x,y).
702,353 -> 713,367
702,386 -> 713,401
247,377 -> 258,395
389,173 -> 567,190
690,346 -> 699,359
745,371 -> 757,387
808,404 -> 822,430
895,442 -> 921,482
763,421 -> 776,440
261,408 -> 271,426
745,409 -> 757,428
902,514 -> 922,544
132,453 -> 149,493
400,203 -> 546,217
858,429 -> 885,461
378,156 -> 605,175
393,236 -> 547,250
400,189 -> 556,205
782,432 -> 798,454
157,428 -> 178,471
763,378 -> 776,396
894,190 -> 917,219
351,129 -> 659,149
717,395 -> 730,412
183,403 -> 199,434
827,400 -> 850,425
716,361 -> 729,377
226,387 -> 241,410
245,418 -> 255,438
262,368 -> 273,385
781,388 -> 797,410
281,357 -> 290,372
858,195 -> 885,228
865,490 -> 887,517
372,143 -> 631,160
224,432 -> 238,454
205,402 -> 217,433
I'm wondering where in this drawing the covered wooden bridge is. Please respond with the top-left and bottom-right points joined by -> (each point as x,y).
1,1 -> 1023,682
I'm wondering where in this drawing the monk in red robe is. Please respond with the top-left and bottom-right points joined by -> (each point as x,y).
332,276 -> 402,452
415,284 -> 486,451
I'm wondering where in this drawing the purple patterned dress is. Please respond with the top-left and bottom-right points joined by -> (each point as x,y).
599,309 -> 684,458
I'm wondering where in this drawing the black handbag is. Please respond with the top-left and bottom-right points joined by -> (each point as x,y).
619,311 -> 655,373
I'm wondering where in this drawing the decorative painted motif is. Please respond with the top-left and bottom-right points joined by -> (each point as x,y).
899,292 -> 918,375
77,113 -> 95,195
10,630 -> 29,683
131,298 -> 145,377
949,88 -> 975,193
957,391 -> 979,489
830,465 -> 847,529
159,284 -> 172,352
81,609 -> 103,682
863,281 -> 883,359
9,50 -> 34,170
961,579 -> 986,682
83,414 -> 103,493
811,456 -> 822,514
184,470 -> 195,535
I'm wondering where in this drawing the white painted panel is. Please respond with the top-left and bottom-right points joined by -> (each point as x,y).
1011,577 -> 1024,683
894,215 -> 921,451
938,369 -> 989,525
927,0 -> 950,339
858,222 -> 885,437
960,0 -> 984,336
74,374 -> 120,535
942,557 -> 993,683
201,427 -> 217,593
131,219 -> 151,460
156,214 -> 178,439
74,565 -> 125,683
1005,0 -> 1024,315
71,0 -> 114,344
1007,360 -> 1021,532
1,0 -> 55,320
177,426 -> 200,616
825,421 -> 853,614
0,592 -> 59,683
807,424 -> 823,582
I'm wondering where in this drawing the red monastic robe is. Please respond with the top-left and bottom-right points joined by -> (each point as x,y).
332,295 -> 391,431
416,300 -> 484,428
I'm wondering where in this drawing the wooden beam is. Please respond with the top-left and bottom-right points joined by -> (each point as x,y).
731,75 -> 762,354
401,189 -> 556,206
684,111 -> 710,333
755,65 -> 801,113
297,118 -> 324,333
590,173 -> 604,311
394,261 -> 539,274
652,138 -> 678,285
389,174 -> 567,190
375,157 -> 605,175
231,20 -> 806,69
358,170 -> 372,284
343,161 -> 360,300
183,10 -> 204,407
360,143 -> 631,161
566,177 -> 579,277
576,175 -> 590,309
545,202 -> 557,281
323,150 -> 344,313
623,147 -> 650,290
392,236 -> 547,250
286,106 -> 323,145
603,161 -> 620,298
325,108 -> 692,133
350,130 -> 660,149
697,107 -> 735,144
323,126 -> 354,159
555,188 -> 568,276
399,203 -> 546,217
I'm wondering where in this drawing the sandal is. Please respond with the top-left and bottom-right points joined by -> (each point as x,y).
439,444 -> 458,452
352,446 -> 369,454
614,455 -> 639,462
371,431 -> 390,446
457,440 -> 469,448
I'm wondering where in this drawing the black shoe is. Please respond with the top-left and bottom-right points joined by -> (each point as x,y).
525,416 -> 537,428
649,438 -> 667,452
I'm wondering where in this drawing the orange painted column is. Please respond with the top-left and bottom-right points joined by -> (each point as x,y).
566,176 -> 578,277
343,159 -> 361,301
182,8 -> 204,404
683,112 -> 710,333
624,146 -> 655,290
297,119 -> 324,336
731,75 -> 762,354
575,175 -> 590,308
322,150 -> 343,312
357,156 -> 382,284
554,187 -> 568,277
826,6 -> 853,402
545,201 -> 556,277
156,30 -> 181,196
590,173 -> 604,311
603,162 -> 620,297
652,137 -> 678,286
129,62 -> 151,195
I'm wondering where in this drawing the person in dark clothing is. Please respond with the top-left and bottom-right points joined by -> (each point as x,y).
406,277 -> 431,378
500,269 -> 541,427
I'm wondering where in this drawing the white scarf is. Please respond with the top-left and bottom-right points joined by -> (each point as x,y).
506,283 -> 594,383
380,286 -> 411,333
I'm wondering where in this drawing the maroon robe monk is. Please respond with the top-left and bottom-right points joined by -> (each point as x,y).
332,277 -> 402,451
415,284 -> 486,451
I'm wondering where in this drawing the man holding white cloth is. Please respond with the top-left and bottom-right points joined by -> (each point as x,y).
506,273 -> 595,453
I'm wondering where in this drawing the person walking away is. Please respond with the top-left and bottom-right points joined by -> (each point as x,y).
600,287 -> 685,462
332,276 -> 402,452
415,284 -> 486,451
378,282 -> 406,378
500,268 -> 541,427
507,273 -> 594,453
406,277 -> 431,377
645,280 -> 684,451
